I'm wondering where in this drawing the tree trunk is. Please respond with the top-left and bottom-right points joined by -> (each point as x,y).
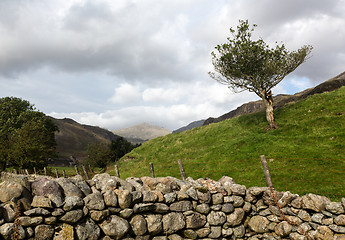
262,91 -> 278,129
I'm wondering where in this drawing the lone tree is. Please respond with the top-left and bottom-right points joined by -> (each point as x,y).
209,20 -> 312,129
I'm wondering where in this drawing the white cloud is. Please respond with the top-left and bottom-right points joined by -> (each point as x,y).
109,83 -> 142,104
2,0 -> 345,131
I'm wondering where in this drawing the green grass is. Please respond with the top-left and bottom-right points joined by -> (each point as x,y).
113,87 -> 345,201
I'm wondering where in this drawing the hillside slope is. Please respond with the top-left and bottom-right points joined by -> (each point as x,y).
115,86 -> 345,199
204,71 -> 345,125
50,117 -> 120,159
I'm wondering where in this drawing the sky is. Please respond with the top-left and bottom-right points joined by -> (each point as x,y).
1,0 -> 344,131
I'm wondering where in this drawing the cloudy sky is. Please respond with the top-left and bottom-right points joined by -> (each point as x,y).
1,0 -> 344,131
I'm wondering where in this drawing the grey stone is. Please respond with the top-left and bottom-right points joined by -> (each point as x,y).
63,196 -> 84,211
230,183 -> 246,196
92,173 -> 118,192
2,204 -> 15,222
233,195 -> 244,207
53,223 -> 74,240
18,216 -> 43,226
289,232 -> 308,240
195,203 -> 210,214
195,227 -> 210,238
302,193 -> 330,212
52,208 -> 65,216
0,223 -> 25,240
25,227 -> 34,238
335,215 -> 345,226
176,191 -> 189,201
311,213 -> 324,224
56,177 -> 84,198
164,192 -> 177,204
130,215 -> 147,236
0,181 -> 24,203
243,201 -> 252,213
196,189 -> 211,204
162,212 -> 185,234
130,191 -> 142,205
154,203 -> 170,213
84,192 -> 105,210
222,227 -> 233,237
182,229 -> 197,239
59,209 -> 83,224
222,203 -> 234,213
31,195 -> 53,208
76,218 -> 101,240
143,191 -> 158,202
35,225 -> 55,240
168,234 -> 183,240
24,207 -> 50,216
133,203 -> 156,213
278,191 -> 298,208
275,221 -> 292,237
207,211 -> 226,226
145,214 -> 163,235
186,187 -> 198,200
99,215 -> 130,239
212,193 -> 223,205
227,208 -> 245,226
291,197 -> 303,208
31,178 -> 63,198
185,212 -> 207,229
326,202 -> 345,214
248,215 -> 270,233
315,226 -> 335,239
116,189 -> 132,209
298,209 -> 312,221
119,208 -> 134,219
170,200 -> 193,212
103,190 -> 118,207
208,226 -> 221,238
47,194 -> 64,208
329,225 -> 345,234
90,209 -> 110,221
233,224 -> 245,238
126,177 -> 144,192
70,174 -> 92,196
45,216 -> 57,225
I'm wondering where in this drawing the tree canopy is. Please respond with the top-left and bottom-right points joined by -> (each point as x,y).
210,20 -> 312,128
0,97 -> 58,169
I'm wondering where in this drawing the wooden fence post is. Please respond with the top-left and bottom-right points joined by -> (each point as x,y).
55,168 -> 59,178
44,167 -> 47,176
34,167 -> 37,175
74,165 -> 79,175
149,162 -> 155,178
82,165 -> 89,180
62,169 -> 66,178
260,155 -> 273,188
178,159 -> 186,181
115,165 -> 120,178
25,169 -> 29,175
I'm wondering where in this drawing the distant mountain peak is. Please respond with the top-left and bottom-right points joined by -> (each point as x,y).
113,123 -> 171,143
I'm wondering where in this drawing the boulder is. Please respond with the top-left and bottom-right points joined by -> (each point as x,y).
0,181 -> 24,203
31,178 -> 63,199
302,194 -> 330,212
63,196 -> 84,211
162,212 -> 185,234
207,211 -> 226,226
130,215 -> 147,236
34,225 -> 55,240
59,209 -> 83,224
99,215 -> 130,239
145,214 -> 163,235
185,212 -> 207,229
56,178 -> 84,198
248,215 -> 270,233
76,218 -> 101,240
0,223 -> 25,240
84,192 -> 105,210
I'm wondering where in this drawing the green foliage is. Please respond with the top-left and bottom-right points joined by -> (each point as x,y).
84,142 -> 112,169
84,137 -> 139,169
109,137 -> 139,161
0,97 -> 58,170
116,87 -> 345,200
210,20 -> 312,128
210,20 -> 312,96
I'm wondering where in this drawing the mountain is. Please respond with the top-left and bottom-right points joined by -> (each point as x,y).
173,120 -> 205,133
113,123 -> 172,144
49,117 -> 121,160
204,71 -> 345,125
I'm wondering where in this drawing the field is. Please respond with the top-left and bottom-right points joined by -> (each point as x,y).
112,87 -> 345,201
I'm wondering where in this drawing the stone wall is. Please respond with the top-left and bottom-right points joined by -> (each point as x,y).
0,172 -> 344,239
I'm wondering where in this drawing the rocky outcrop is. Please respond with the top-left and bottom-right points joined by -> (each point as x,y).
0,172 -> 344,239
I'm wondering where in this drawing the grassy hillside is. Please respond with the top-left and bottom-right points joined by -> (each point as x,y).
114,87 -> 345,200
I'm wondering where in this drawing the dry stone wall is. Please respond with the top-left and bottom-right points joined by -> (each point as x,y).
0,172 -> 345,239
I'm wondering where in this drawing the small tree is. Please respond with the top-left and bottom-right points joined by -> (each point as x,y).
209,20 -> 312,129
